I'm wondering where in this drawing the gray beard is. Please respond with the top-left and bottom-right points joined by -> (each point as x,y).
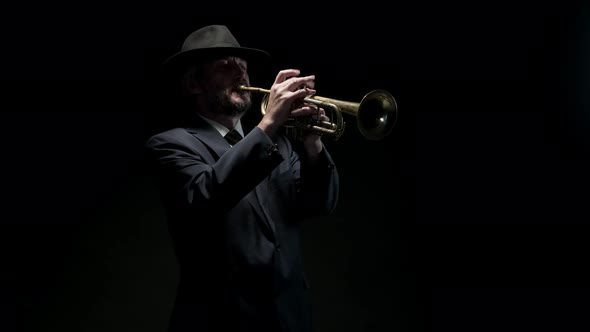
208,90 -> 251,117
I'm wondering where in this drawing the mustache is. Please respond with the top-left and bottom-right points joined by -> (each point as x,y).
235,80 -> 250,91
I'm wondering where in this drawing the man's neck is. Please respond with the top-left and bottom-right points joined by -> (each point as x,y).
197,110 -> 240,130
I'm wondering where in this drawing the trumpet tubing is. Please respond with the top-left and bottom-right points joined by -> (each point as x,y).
239,85 -> 398,140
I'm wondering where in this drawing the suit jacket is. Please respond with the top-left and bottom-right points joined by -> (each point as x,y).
145,115 -> 339,332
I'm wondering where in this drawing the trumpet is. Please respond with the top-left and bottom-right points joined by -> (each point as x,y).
238,85 -> 398,140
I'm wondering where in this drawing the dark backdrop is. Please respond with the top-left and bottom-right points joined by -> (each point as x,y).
2,1 -> 589,332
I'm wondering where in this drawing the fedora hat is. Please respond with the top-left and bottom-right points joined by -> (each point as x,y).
163,25 -> 271,73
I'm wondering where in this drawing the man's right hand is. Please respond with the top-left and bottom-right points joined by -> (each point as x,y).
257,69 -> 317,139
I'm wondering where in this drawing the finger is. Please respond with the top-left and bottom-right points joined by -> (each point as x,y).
284,75 -> 316,92
302,104 -> 320,117
309,111 -> 329,120
288,87 -> 316,102
310,112 -> 330,122
274,69 -> 301,84
290,107 -> 330,121
306,106 -> 330,121
303,106 -> 325,116
299,80 -> 315,90
290,106 -> 317,117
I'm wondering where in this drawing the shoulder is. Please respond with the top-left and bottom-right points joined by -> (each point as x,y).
145,127 -> 195,150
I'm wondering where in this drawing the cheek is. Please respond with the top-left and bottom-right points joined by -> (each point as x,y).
232,91 -> 250,103
243,73 -> 250,81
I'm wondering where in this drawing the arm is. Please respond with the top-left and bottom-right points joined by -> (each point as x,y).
292,137 -> 340,218
255,68 -> 339,218
145,127 -> 283,216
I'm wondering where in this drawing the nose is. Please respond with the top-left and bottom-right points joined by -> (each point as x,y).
233,66 -> 247,81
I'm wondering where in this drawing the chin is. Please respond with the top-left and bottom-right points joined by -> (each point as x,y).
232,93 -> 250,104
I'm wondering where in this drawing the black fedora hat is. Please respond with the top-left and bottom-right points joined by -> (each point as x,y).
163,25 -> 271,73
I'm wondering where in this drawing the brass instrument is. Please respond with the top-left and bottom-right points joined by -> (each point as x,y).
238,85 -> 398,140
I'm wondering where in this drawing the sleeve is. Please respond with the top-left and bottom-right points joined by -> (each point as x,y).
291,140 -> 340,219
145,127 -> 284,216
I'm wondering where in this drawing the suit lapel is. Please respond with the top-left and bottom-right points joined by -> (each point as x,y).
245,190 -> 276,242
184,116 -> 231,159
253,183 -> 277,236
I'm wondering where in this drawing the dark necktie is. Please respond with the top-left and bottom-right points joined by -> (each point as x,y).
224,129 -> 243,145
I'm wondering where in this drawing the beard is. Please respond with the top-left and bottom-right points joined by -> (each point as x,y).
207,86 -> 252,117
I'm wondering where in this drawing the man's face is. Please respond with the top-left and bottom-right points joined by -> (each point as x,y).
199,56 -> 251,116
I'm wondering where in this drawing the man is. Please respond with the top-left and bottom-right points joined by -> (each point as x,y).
144,25 -> 340,332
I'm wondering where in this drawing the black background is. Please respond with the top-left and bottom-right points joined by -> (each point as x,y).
2,1 -> 590,331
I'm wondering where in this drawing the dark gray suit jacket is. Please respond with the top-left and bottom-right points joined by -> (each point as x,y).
145,115 -> 339,332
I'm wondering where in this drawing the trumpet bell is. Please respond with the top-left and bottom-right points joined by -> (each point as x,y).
356,90 -> 398,140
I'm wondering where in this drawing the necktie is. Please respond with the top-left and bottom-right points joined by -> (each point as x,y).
224,129 -> 243,146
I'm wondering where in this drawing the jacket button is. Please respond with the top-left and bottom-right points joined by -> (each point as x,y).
275,245 -> 281,252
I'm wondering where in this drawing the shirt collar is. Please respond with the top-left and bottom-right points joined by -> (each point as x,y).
196,114 -> 244,138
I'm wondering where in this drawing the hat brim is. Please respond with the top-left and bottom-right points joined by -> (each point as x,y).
162,46 -> 272,75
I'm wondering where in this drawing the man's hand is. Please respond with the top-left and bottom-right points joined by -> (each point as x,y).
298,105 -> 329,163
257,69 -> 316,139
